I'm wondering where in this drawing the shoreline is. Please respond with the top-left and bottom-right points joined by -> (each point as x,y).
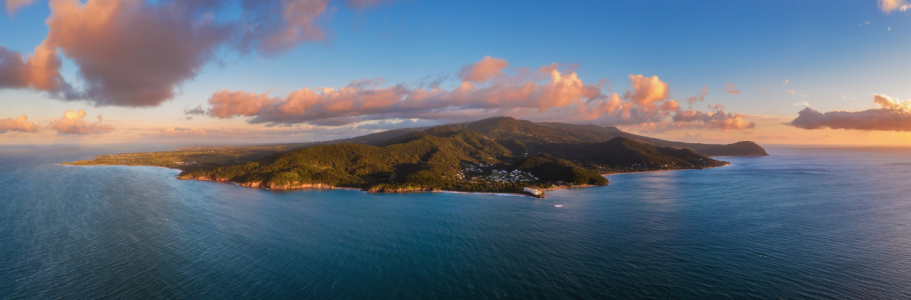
58,163 -> 184,172
60,162 -> 732,198
601,162 -> 731,177
177,177 -> 542,198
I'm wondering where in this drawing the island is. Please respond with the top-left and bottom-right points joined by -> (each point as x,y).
64,117 -> 765,198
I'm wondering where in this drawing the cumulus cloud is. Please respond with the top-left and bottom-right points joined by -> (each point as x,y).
672,110 -> 755,130
879,0 -> 911,13
48,109 -> 114,134
0,115 -> 39,133
0,46 -> 73,97
0,0 -> 386,107
873,93 -> 911,110
202,58 -> 602,125
162,126 -> 206,137
193,57 -> 754,132
5,0 -> 35,15
725,81 -> 740,95
624,74 -> 669,107
790,94 -> 911,131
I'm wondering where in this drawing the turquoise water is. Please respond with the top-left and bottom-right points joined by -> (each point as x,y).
1,145 -> 910,299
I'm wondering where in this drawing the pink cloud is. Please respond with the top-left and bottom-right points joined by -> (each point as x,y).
208,90 -> 279,119
48,109 -> 114,134
0,115 -> 39,133
0,45 -> 72,96
725,81 -> 740,95
5,0 -> 35,15
686,85 -> 708,105
204,58 -> 603,124
196,57 -> 754,132
673,110 -> 755,130
458,56 -> 509,83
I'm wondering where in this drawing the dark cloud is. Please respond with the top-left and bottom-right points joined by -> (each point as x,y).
790,94 -> 911,131
0,0 -> 387,107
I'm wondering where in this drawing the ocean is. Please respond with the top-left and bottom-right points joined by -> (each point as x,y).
1,144 -> 910,299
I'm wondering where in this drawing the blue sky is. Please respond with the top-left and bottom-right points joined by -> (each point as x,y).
1,0 -> 910,144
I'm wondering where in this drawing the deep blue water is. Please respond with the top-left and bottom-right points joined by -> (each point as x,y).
1,145 -> 911,299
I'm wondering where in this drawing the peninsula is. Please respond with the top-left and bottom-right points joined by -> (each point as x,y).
64,117 -> 765,197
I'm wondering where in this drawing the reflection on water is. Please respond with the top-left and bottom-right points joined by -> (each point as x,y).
1,145 -> 910,298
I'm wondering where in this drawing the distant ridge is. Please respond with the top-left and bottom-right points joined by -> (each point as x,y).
698,141 -> 768,157
336,116 -> 767,157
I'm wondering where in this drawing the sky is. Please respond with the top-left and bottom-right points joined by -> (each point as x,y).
1,0 -> 911,145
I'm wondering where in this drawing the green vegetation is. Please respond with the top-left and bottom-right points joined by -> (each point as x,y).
513,154 -> 608,186
698,141 -> 769,156
180,130 -> 519,191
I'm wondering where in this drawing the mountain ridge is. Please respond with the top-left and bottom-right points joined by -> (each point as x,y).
336,116 -> 767,157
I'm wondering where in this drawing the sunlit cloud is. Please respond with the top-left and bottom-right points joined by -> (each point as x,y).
0,115 -> 39,133
48,109 -> 114,134
193,57 -> 755,132
879,0 -> 911,13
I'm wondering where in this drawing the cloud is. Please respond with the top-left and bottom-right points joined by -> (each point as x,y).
672,110 -> 756,130
724,81 -> 740,95
207,90 -> 278,119
624,74 -> 669,107
161,126 -> 206,137
0,0 -> 386,107
0,46 -> 73,97
790,94 -> 911,131
457,56 -> 509,83
184,104 -> 206,119
48,109 -> 114,134
5,0 -> 35,15
873,94 -> 911,110
194,57 -> 754,132
783,79 -> 790,85
686,85 -> 708,105
786,90 -> 796,94
879,0 -> 911,13
0,115 -> 39,133
793,101 -> 811,107
203,58 -> 603,124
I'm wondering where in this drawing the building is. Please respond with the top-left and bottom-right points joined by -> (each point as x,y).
523,187 -> 544,197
